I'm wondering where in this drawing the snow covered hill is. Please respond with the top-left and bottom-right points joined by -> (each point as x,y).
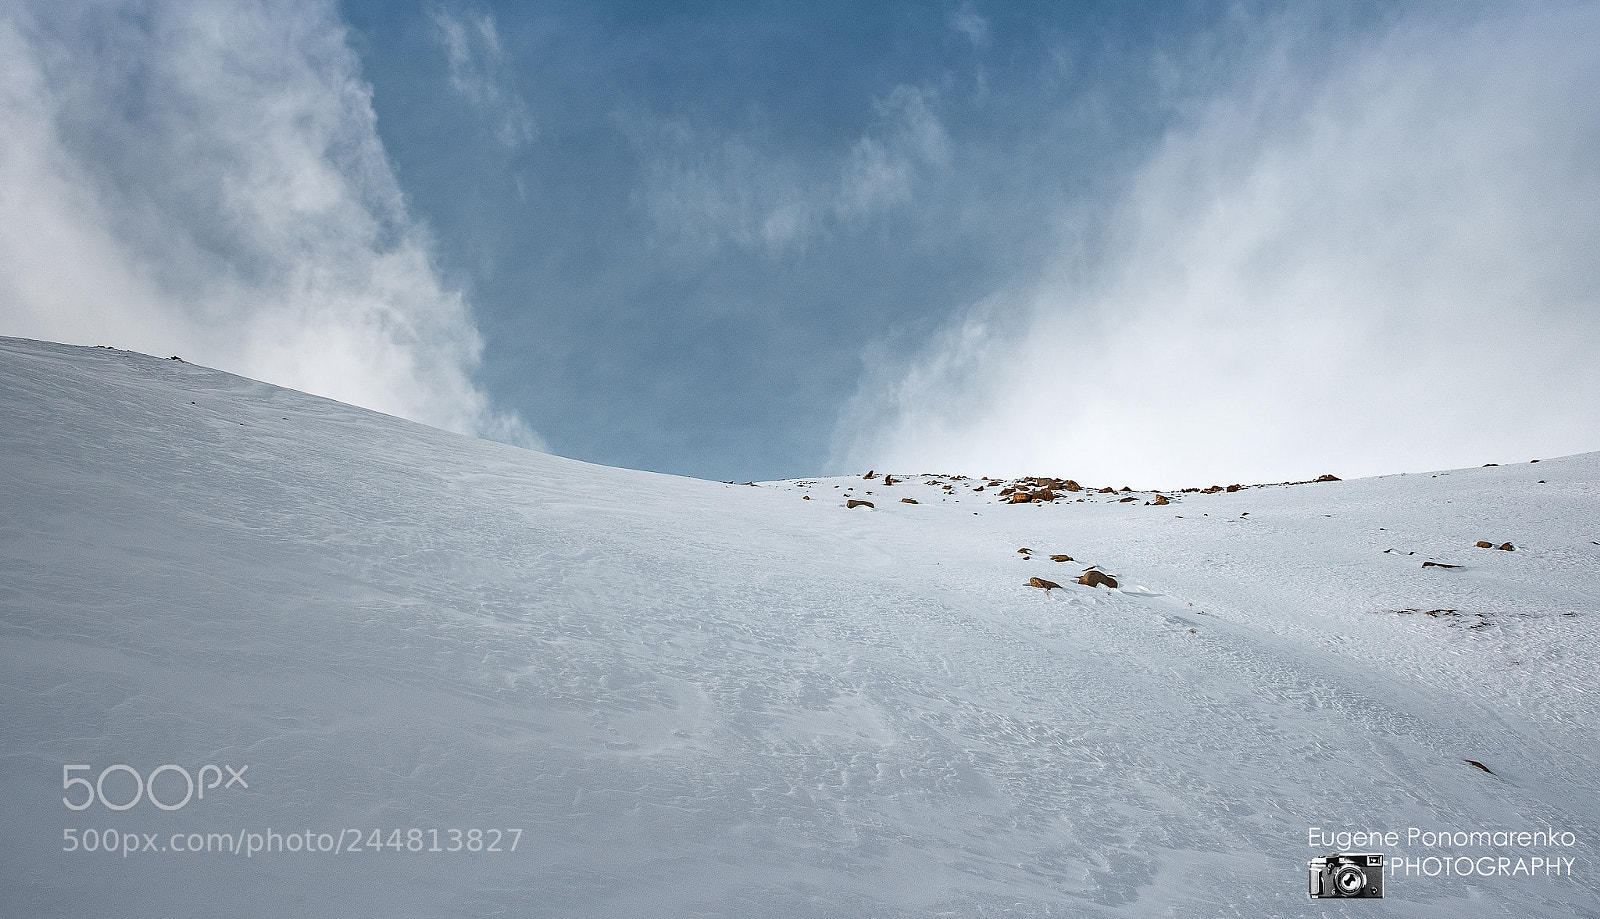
1,336 -> 1595,917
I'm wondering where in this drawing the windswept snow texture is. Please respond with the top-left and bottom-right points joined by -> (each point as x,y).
1,336 -> 1597,918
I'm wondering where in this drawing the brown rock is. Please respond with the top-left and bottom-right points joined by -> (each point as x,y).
1314,474 -> 1340,482
1475,541 -> 1494,548
1098,487 -> 1115,494
1225,484 -> 1241,493
1151,494 -> 1171,506
1422,561 -> 1461,569
1498,542 -> 1514,551
883,475 -> 897,485
1063,480 -> 1081,492
1027,576 -> 1063,592
1050,554 -> 1074,562
1077,569 -> 1118,589
1018,548 -> 1033,554
863,470 -> 876,479
900,497 -> 918,504
846,499 -> 875,509
1008,492 -> 1033,504
1118,496 -> 1136,503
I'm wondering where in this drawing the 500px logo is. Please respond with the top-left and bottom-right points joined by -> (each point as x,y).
62,764 -> 248,812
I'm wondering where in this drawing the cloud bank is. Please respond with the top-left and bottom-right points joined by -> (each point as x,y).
0,0 -> 534,445
834,4 -> 1600,487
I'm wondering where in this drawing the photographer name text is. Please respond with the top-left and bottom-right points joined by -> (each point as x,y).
1309,826 -> 1580,878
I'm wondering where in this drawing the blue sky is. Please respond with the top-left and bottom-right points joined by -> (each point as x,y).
3,1 -> 1598,485
339,0 -> 1239,479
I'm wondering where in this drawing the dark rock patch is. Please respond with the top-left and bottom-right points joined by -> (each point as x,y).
1078,569 -> 1118,589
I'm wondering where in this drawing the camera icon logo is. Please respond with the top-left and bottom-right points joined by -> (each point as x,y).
1309,852 -> 1384,898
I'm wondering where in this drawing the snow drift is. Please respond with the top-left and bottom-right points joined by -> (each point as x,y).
0,337 -> 1595,917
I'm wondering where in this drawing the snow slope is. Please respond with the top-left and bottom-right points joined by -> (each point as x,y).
1,336 -> 1595,917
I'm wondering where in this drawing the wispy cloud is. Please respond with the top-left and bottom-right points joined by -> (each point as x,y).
430,4 -> 533,150
951,5 -> 988,48
838,86 -> 950,222
630,84 -> 950,253
834,4 -> 1600,486
0,0 -> 536,446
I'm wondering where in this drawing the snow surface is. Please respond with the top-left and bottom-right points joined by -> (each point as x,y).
1,336 -> 1596,917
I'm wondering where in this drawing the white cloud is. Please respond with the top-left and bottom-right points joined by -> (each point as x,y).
0,0 -> 537,447
430,4 -> 533,150
834,4 -> 1600,486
